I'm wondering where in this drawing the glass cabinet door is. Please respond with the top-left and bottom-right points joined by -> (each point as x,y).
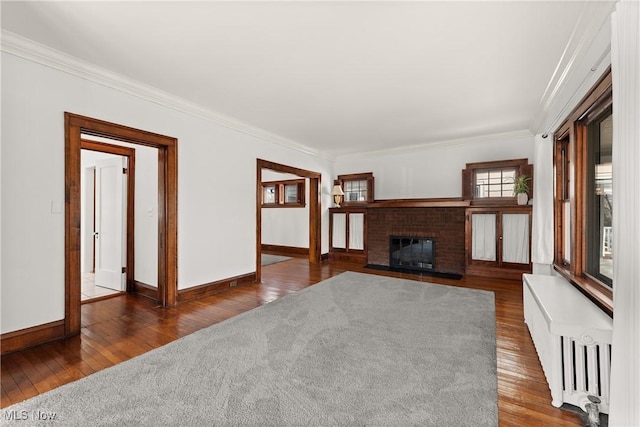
471,213 -> 497,261
502,213 -> 530,264
348,213 -> 364,250
332,213 -> 346,249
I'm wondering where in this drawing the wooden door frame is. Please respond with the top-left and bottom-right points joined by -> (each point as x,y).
256,159 -> 321,282
65,113 -> 178,337
80,139 -> 136,294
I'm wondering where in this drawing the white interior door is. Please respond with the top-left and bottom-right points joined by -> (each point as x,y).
81,166 -> 96,273
94,156 -> 127,291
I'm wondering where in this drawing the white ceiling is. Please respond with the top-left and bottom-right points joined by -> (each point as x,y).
1,1 -> 613,158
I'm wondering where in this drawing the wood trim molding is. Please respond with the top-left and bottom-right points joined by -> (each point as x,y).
81,139 -> 137,157
257,159 -> 321,179
309,177 -> 321,265
328,252 -> 367,264
328,197 -> 470,209
65,113 -> 178,338
133,280 -> 159,301
1,320 -> 65,355
177,272 -> 256,303
80,292 -> 126,305
261,244 -> 309,256
366,198 -> 470,208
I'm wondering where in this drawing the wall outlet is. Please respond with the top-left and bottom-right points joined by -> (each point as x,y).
229,281 -> 237,287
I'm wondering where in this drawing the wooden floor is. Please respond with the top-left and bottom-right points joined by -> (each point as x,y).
1,258 -> 583,426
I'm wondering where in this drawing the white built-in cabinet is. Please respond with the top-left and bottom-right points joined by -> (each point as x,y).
465,206 -> 532,280
329,208 -> 366,263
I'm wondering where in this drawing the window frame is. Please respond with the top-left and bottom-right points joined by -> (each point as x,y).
554,130 -> 572,268
336,172 -> 375,205
261,178 -> 306,208
552,68 -> 613,316
585,106 -> 613,287
461,158 -> 533,205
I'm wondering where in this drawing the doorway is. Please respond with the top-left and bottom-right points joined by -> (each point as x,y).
65,113 -> 178,337
80,139 -> 136,301
256,159 -> 321,282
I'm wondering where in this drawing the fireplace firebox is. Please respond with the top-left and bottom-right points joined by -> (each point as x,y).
389,236 -> 435,272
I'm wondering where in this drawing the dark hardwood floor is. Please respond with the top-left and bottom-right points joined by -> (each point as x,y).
1,258 -> 582,426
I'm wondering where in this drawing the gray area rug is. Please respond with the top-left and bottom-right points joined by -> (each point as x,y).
261,254 -> 293,266
1,272 -> 497,426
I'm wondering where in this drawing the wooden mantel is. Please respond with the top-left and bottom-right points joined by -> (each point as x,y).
338,197 -> 471,209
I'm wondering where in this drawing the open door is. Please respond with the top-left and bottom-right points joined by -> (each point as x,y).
94,156 -> 127,291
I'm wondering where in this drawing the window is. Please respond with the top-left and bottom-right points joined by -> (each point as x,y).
261,179 -> 305,207
553,68 -> 612,315
344,179 -> 368,202
555,133 -> 571,267
336,173 -> 374,204
462,159 -> 532,204
263,184 -> 277,204
474,168 -> 517,198
586,108 -> 613,285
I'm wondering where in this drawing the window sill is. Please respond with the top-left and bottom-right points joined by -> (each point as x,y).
553,265 -> 613,317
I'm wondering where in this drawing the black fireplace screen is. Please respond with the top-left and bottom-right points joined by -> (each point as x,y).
389,237 -> 435,272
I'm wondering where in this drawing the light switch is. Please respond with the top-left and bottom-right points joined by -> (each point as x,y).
51,199 -> 63,214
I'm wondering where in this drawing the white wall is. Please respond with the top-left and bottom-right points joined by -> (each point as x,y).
261,170 -> 309,249
0,51 -> 333,334
534,20 -> 612,136
335,132 -> 534,200
334,13 -> 613,203
127,142 -> 159,287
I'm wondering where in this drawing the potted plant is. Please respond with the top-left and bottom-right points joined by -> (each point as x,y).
514,175 -> 531,205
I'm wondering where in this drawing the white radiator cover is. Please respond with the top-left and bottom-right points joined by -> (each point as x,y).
523,274 -> 613,413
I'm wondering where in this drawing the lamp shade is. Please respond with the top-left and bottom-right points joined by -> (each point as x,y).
331,185 -> 345,196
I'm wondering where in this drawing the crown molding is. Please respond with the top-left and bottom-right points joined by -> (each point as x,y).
0,30 -> 328,159
335,129 -> 534,161
531,0 -> 616,134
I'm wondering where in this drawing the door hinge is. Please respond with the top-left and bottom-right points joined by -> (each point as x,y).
122,267 -> 126,274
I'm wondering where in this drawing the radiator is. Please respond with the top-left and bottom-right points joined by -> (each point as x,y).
523,274 -> 613,414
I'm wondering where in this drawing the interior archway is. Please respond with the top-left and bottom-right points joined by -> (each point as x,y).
256,159 -> 321,282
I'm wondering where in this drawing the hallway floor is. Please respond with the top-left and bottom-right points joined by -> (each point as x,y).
81,273 -> 121,301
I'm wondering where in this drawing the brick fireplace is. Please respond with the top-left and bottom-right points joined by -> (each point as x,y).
367,207 -> 466,275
